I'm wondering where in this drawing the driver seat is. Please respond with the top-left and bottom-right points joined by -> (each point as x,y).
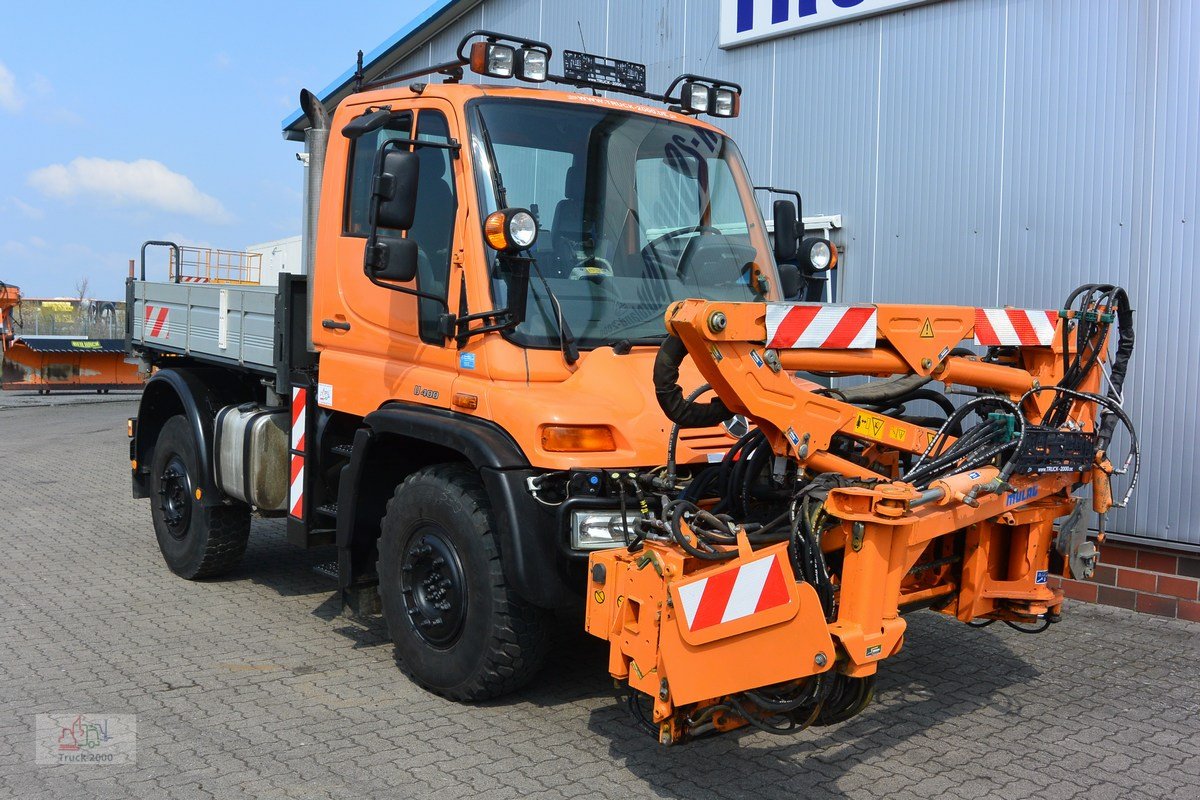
551,165 -> 590,266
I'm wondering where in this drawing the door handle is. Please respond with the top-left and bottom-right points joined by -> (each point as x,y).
321,319 -> 351,331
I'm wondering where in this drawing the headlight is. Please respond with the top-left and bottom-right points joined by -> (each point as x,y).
508,210 -> 537,248
571,510 -> 638,550
469,42 -> 515,79
515,48 -> 549,82
483,207 -> 539,253
800,237 -> 838,273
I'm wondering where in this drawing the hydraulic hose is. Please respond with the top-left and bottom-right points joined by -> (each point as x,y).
654,335 -> 732,428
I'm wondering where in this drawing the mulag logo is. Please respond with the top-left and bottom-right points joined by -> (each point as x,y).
720,0 -> 942,48
1006,487 -> 1038,507
35,713 -> 136,765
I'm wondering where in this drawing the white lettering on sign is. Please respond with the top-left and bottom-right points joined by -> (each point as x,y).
719,0 -> 943,48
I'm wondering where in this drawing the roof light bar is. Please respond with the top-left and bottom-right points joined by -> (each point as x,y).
352,31 -> 741,119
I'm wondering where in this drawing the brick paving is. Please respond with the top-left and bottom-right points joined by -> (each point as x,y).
1,396 -> 1198,799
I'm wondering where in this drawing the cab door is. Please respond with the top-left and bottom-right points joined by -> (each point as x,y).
315,99 -> 465,416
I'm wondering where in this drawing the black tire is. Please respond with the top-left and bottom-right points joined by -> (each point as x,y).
150,415 -> 250,579
377,463 -> 549,701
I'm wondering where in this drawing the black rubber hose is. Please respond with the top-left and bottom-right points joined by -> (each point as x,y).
1097,287 -> 1134,450
824,372 -> 931,405
654,335 -> 732,428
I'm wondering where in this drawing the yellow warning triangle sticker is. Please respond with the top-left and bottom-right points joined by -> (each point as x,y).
919,318 -> 934,338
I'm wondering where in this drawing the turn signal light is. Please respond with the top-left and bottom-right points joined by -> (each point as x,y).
541,425 -> 617,452
453,392 -> 479,410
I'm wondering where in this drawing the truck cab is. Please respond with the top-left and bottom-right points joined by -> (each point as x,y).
127,32 -> 821,702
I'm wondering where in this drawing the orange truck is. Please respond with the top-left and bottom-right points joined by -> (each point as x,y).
0,282 -> 140,394
125,32 -> 1137,743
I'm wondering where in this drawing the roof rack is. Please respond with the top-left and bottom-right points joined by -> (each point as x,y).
353,30 -> 742,119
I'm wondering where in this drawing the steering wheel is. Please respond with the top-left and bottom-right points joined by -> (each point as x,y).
643,224 -> 722,253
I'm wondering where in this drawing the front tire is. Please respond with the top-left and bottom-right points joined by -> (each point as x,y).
150,415 -> 250,579
377,464 -> 549,701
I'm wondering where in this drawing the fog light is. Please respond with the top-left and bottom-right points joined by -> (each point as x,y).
470,42 -> 515,78
571,511 -> 637,550
515,48 -> 548,82
681,82 -> 711,114
712,88 -> 739,118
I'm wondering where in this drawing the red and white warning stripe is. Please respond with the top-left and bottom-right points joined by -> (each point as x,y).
178,276 -> 209,283
675,553 -> 790,632
143,305 -> 170,338
765,303 -> 877,349
289,386 -> 307,519
974,308 -> 1058,347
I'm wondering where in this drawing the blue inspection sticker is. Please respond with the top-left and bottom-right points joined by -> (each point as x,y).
750,349 -> 765,368
1035,570 -> 1048,585
459,352 -> 477,370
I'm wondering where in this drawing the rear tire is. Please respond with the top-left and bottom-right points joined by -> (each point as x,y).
150,415 -> 250,579
377,463 -> 549,701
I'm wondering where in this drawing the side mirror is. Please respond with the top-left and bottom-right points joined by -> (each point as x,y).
365,236 -> 419,282
342,108 -> 393,139
363,149 -> 420,283
773,199 -> 798,262
777,263 -> 802,299
371,149 -> 420,230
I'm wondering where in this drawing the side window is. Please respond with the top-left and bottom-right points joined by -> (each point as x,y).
343,113 -> 414,236
411,110 -> 456,343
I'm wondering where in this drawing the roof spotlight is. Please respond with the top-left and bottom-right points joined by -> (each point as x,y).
469,41 -> 515,78
681,82 -> 711,115
515,47 -> 549,82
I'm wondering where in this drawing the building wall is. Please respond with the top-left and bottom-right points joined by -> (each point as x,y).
381,0 -> 1198,548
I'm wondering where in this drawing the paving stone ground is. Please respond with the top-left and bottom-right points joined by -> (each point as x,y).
0,395 -> 1198,800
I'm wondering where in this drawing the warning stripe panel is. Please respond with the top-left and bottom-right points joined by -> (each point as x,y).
765,304 -> 877,349
974,308 -> 1058,347
143,305 -> 170,339
291,387 -> 307,452
676,554 -> 791,632
288,454 -> 304,519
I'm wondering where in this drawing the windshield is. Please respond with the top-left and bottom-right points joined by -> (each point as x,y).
469,98 -> 773,350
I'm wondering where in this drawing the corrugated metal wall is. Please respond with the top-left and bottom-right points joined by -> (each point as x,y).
382,0 -> 1197,548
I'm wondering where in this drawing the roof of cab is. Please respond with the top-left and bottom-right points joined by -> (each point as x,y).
332,82 -> 726,135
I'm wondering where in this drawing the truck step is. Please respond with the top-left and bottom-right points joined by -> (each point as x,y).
331,443 -> 354,458
312,561 -> 338,580
316,503 -> 338,518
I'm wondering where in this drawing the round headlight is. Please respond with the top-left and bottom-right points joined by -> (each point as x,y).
810,241 -> 831,270
484,208 -> 539,252
800,237 -> 838,273
508,210 -> 537,248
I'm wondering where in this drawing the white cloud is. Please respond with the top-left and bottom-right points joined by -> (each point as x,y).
27,157 -> 231,223
0,61 -> 22,112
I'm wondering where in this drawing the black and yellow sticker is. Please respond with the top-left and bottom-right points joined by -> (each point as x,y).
593,589 -> 605,604
854,412 -> 886,440
919,318 -> 934,338
70,340 -> 101,349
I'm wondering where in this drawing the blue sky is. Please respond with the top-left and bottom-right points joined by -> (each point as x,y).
0,0 -> 432,300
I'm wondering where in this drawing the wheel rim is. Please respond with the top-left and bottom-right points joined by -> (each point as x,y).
400,527 -> 467,647
157,455 -> 193,539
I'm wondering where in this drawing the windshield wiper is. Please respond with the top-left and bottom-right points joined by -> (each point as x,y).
611,335 -> 668,354
528,261 -> 580,365
473,108 -> 509,208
